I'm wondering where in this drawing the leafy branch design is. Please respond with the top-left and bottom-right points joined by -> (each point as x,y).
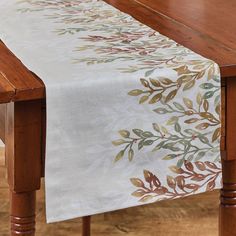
154,95 -> 220,143
18,0 -> 219,81
128,63 -> 218,104
130,161 -> 221,202
112,123 -> 219,167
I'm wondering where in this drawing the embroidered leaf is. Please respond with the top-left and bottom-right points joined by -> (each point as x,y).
199,112 -> 216,121
176,176 -> 185,189
191,174 -> 205,181
184,110 -> 194,115
177,75 -> 192,85
152,123 -> 160,132
165,89 -> 177,102
205,162 -> 218,169
203,91 -> 214,99
167,175 -> 176,189
195,162 -> 206,171
143,140 -> 154,146
149,93 -> 162,104
184,129 -> 196,135
139,195 -> 154,202
187,154 -> 194,162
166,116 -> 178,125
145,69 -> 155,77
196,70 -> 205,80
130,178 -> 144,188
174,123 -> 181,133
140,78 -> 149,87
212,128 -> 221,142
114,150 -> 125,162
153,108 -> 168,114
196,93 -> 203,105
195,151 -> 206,161
142,131 -> 154,138
154,187 -> 168,195
169,166 -> 184,174
174,65 -> 190,75
173,102 -> 185,111
169,135 -> 180,141
161,126 -> 169,134
206,180 -> 216,191
153,176 -> 161,188
208,66 -> 215,80
198,135 -> 209,144
200,83 -> 214,89
183,80 -> 195,91
195,123 -> 210,130
203,99 -> 209,111
139,95 -> 149,104
184,184 -> 199,190
184,118 -> 199,124
144,170 -> 153,183
177,158 -> 184,168
183,97 -> 193,109
133,129 -> 143,137
214,95 -> 220,106
128,149 -> 134,161
138,140 -> 144,150
152,141 -> 165,151
119,130 -> 130,138
160,77 -> 173,85
184,161 -> 194,171
215,104 -> 221,115
112,139 -> 126,146
149,78 -> 161,87
128,89 -> 143,96
132,189 -> 146,197
162,154 -> 177,160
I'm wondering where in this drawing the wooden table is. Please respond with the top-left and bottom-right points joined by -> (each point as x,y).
0,0 -> 235,235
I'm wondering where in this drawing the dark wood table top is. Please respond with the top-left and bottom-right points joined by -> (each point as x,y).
0,0 -> 235,104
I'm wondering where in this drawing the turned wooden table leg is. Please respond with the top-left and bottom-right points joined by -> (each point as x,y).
220,160 -> 236,236
82,216 -> 91,236
10,192 -> 36,235
220,78 -> 236,236
5,100 -> 43,236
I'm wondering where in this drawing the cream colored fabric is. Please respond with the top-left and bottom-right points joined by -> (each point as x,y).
0,0 -> 221,223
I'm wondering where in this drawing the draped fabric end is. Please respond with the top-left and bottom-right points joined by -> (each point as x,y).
0,0 -> 221,223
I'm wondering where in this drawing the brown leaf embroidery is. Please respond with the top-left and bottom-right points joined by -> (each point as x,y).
130,161 -> 221,202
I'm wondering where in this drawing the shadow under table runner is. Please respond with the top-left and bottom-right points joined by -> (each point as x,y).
0,0 -> 221,223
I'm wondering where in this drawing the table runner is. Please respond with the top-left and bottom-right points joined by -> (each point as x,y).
0,0 -> 221,223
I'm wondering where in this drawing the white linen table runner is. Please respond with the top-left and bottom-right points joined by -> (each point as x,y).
0,0 -> 221,223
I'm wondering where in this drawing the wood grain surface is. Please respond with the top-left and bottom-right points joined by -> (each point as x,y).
0,42 -> 45,103
0,148 -> 219,236
137,0 -> 236,51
